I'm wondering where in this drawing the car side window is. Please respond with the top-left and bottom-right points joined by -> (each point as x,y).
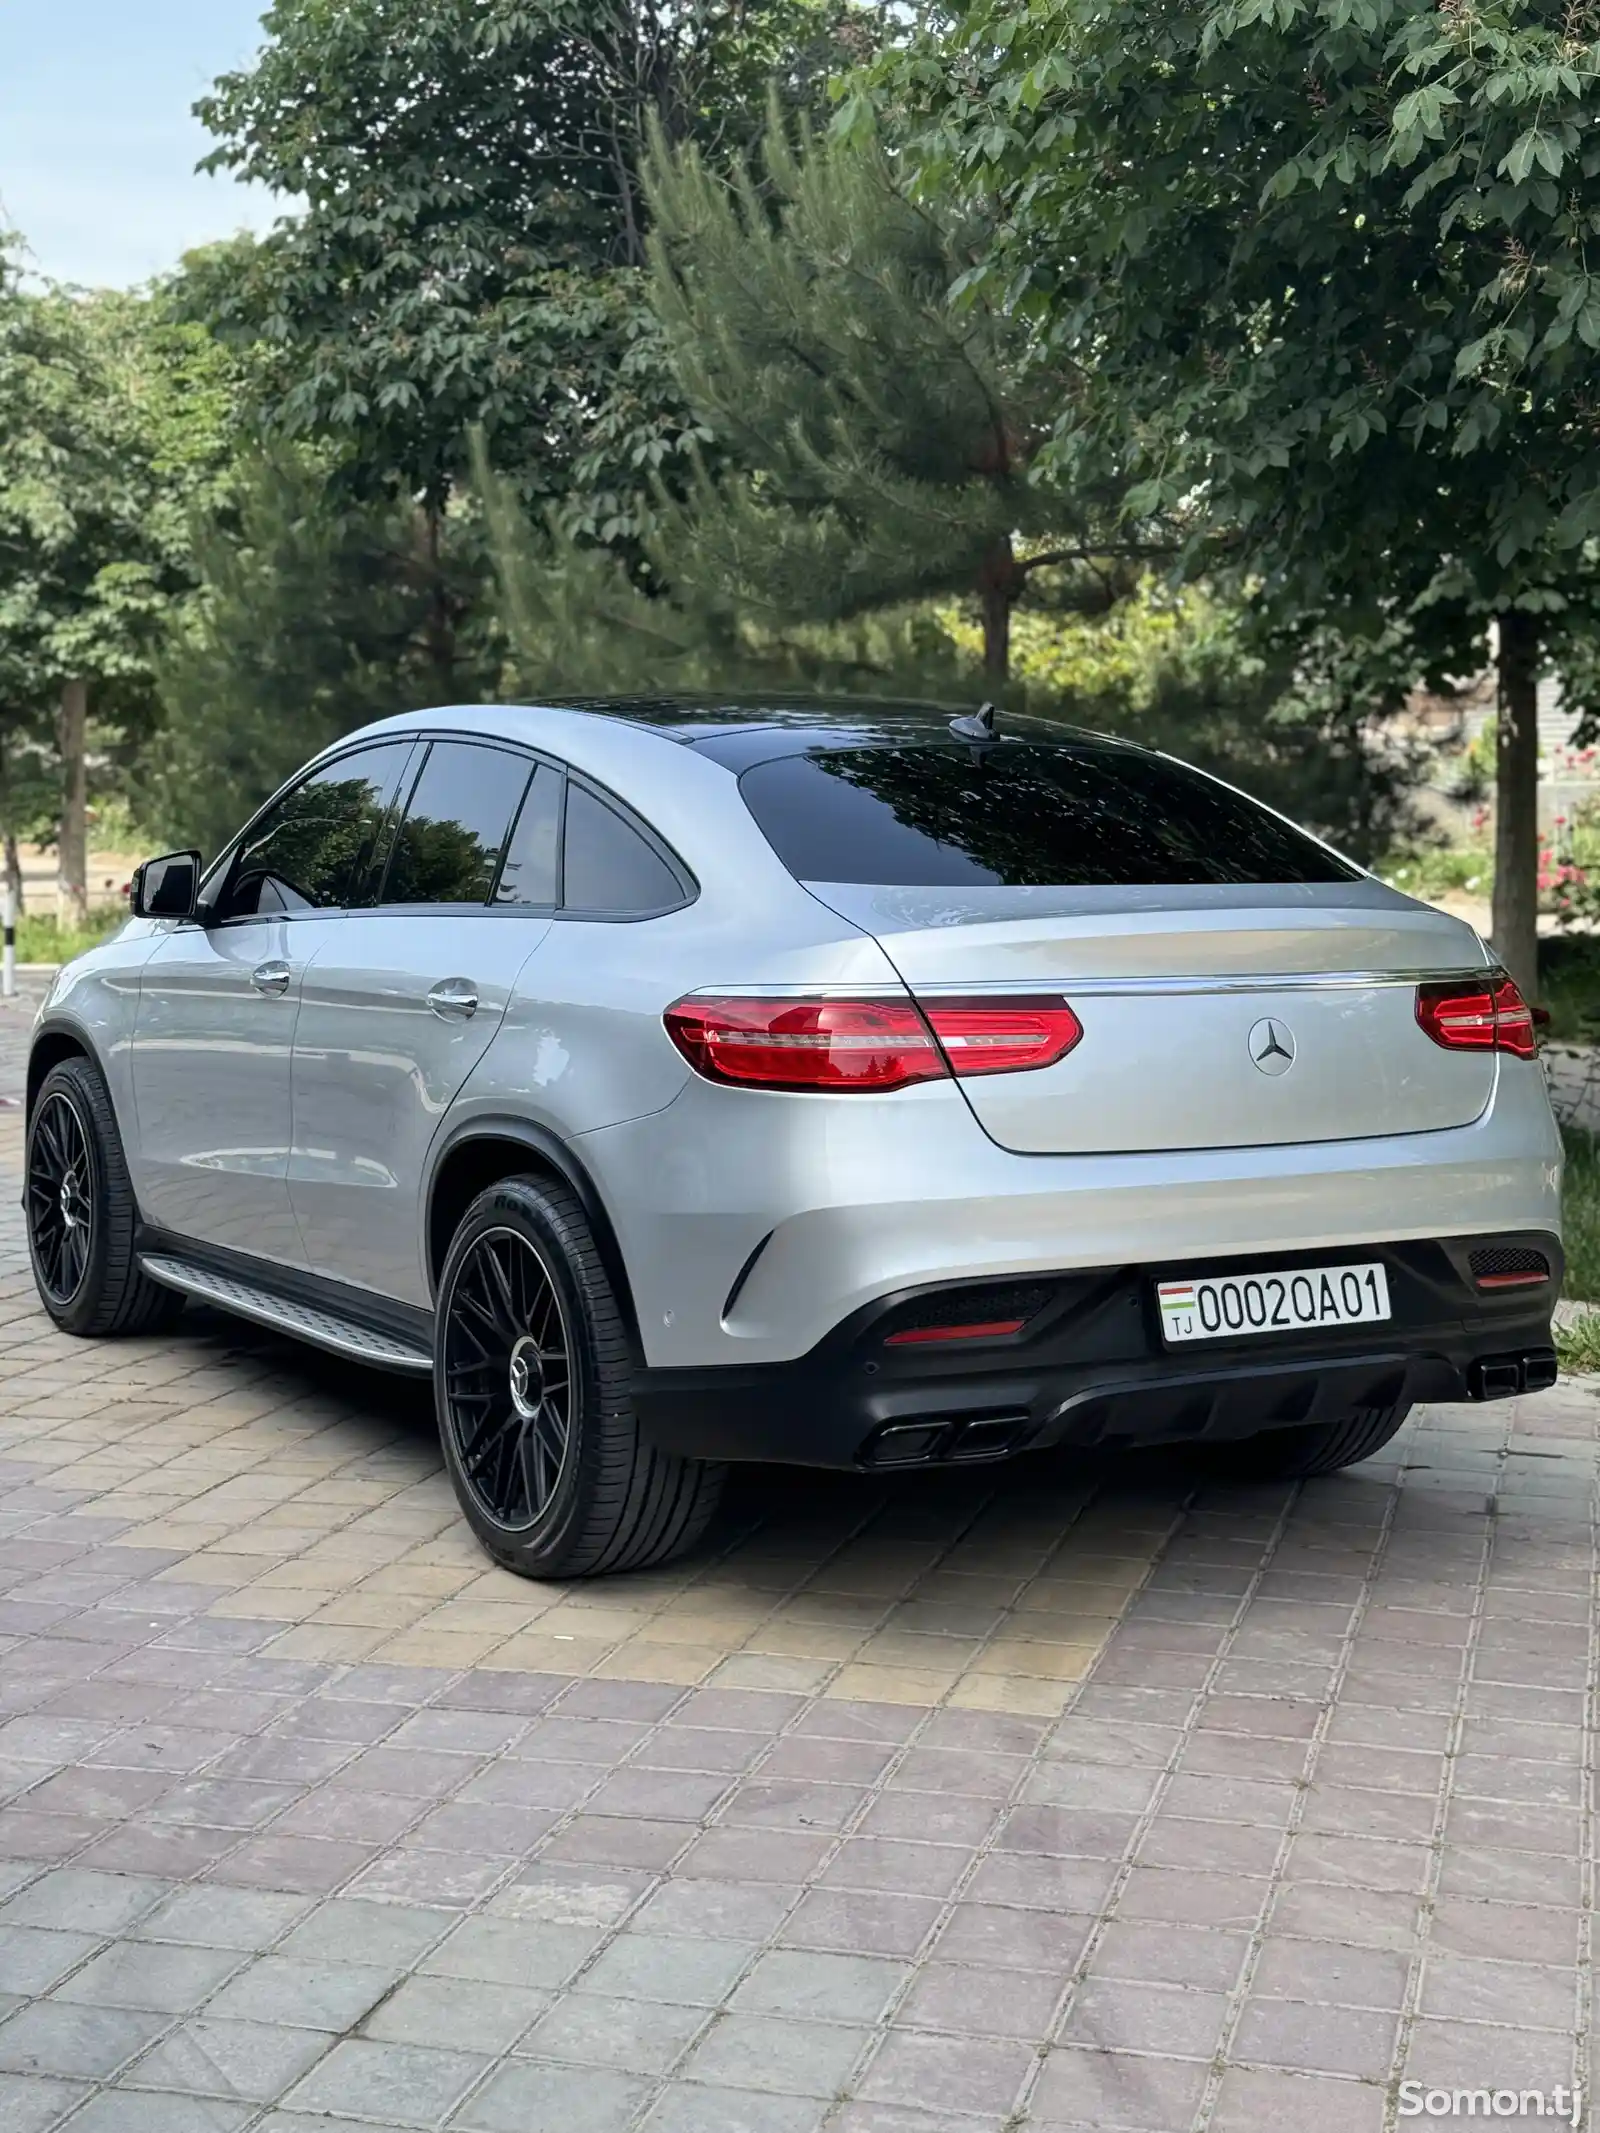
380,742 -> 531,907
494,764 -> 563,908
561,782 -> 687,916
219,744 -> 414,921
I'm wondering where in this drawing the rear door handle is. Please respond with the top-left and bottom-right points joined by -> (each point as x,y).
427,978 -> 479,1020
250,960 -> 291,996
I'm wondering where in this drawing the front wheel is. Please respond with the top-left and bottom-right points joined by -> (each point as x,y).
434,1173 -> 724,1578
1196,1402 -> 1411,1482
25,1056 -> 184,1338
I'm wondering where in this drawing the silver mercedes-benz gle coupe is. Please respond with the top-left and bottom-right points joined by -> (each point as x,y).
24,699 -> 1562,1577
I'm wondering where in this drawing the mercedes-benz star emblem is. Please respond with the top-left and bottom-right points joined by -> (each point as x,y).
508,1337 -> 540,1419
1248,1018 -> 1296,1076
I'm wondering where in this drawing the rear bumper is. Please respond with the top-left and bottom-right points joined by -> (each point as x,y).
582,1057 -> 1562,1370
630,1230 -> 1562,1469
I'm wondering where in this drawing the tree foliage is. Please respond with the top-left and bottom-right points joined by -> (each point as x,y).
882,0 -> 1600,988
644,107 -> 1145,676
144,454 -> 496,856
195,0 -> 876,523
0,237 -> 237,897
476,430 -> 984,700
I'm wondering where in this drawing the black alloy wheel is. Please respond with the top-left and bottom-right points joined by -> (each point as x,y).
27,1088 -> 94,1305
442,1225 -> 574,1528
433,1172 -> 724,1578
23,1054 -> 184,1338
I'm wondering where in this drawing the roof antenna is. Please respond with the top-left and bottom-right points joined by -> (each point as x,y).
949,701 -> 999,744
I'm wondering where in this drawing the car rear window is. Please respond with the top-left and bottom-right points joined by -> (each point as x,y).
738,743 -> 1357,888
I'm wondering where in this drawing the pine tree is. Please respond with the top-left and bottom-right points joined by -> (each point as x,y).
642,109 -> 1153,681
474,429 -> 984,704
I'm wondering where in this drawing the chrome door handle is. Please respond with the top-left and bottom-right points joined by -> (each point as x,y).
426,978 -> 479,1020
250,960 -> 291,996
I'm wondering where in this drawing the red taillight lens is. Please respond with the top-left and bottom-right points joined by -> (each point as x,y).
663,995 -> 947,1092
1416,974 -> 1538,1062
665,992 -> 1086,1092
921,997 -> 1084,1077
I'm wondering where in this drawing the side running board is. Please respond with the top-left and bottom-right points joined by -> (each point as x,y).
139,1254 -> 434,1376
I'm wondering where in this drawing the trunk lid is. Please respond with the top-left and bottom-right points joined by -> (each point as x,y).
804,881 -> 1496,1155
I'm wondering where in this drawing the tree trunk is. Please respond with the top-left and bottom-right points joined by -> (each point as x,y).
977,537 -> 1018,684
420,503 -> 455,681
57,679 -> 89,931
0,736 -> 22,914
1492,611 -> 1541,1001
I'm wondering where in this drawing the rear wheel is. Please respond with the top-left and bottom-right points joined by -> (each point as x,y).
1197,1402 -> 1410,1482
25,1057 -> 184,1338
435,1173 -> 724,1578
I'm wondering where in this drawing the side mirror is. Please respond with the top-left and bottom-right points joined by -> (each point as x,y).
131,850 -> 201,921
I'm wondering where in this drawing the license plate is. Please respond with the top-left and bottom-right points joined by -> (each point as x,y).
1157,1262 -> 1391,1346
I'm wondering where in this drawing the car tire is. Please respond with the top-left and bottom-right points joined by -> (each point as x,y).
1199,1401 -> 1411,1482
434,1172 -> 726,1578
25,1056 -> 185,1339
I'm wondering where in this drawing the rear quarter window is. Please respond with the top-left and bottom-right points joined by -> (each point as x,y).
561,782 -> 690,916
738,743 -> 1358,888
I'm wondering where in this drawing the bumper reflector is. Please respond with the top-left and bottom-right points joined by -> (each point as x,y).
883,1318 -> 1027,1346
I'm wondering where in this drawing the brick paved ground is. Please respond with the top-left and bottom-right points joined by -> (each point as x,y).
0,991 -> 1595,2131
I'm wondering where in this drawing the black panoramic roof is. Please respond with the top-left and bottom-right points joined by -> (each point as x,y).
556,694 -> 1121,772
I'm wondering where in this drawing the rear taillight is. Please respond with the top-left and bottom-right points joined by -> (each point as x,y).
663,996 -> 946,1092
664,992 -> 1085,1092
920,997 -> 1083,1077
1416,973 -> 1537,1062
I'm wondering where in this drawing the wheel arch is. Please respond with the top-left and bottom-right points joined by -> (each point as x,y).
27,1022 -> 94,1118
425,1118 -> 643,1357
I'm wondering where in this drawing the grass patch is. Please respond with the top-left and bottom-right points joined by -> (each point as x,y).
1539,935 -> 1600,1045
1556,1310 -> 1600,1375
13,909 -> 124,964
1380,846 -> 1493,903
1560,1123 -> 1600,1307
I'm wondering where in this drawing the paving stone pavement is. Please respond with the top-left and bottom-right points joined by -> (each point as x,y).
0,994 -> 1596,2129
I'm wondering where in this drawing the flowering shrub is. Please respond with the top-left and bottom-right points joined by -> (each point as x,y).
1549,799 -> 1600,927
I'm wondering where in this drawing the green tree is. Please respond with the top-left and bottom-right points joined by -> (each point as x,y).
145,454 -> 495,858
643,109 -> 1148,679
0,241 -> 234,919
194,0 -> 878,609
884,0 -> 1600,994
477,427 -> 987,698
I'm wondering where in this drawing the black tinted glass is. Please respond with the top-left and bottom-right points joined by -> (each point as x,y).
562,784 -> 684,914
227,744 -> 413,917
495,765 -> 563,907
382,743 -> 528,906
739,744 -> 1357,888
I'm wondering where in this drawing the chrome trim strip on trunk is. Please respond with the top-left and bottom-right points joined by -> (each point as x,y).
911,969 -> 1493,998
139,1254 -> 434,1374
681,970 -> 1491,1001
